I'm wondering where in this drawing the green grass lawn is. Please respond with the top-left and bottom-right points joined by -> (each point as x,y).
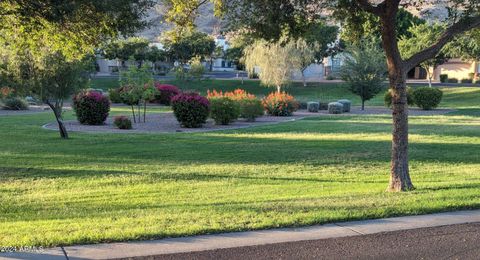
90,77 -> 480,107
1,100 -> 480,247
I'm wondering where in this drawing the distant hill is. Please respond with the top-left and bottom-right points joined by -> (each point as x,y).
137,2 -> 449,42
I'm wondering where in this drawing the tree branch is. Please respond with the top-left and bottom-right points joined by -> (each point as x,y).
355,0 -> 385,16
405,15 -> 480,70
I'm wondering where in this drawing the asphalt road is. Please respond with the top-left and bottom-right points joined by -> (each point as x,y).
146,223 -> 480,260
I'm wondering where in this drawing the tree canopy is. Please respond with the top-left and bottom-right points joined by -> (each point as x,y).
339,8 -> 425,44
161,30 -> 216,64
398,23 -> 449,87
340,40 -> 387,110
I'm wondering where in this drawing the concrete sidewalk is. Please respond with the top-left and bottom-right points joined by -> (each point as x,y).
1,210 -> 479,260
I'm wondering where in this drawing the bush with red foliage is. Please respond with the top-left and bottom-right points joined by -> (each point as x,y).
73,90 -> 110,125
171,92 -> 210,128
154,83 -> 181,105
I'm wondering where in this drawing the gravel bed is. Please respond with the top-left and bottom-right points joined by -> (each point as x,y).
42,107 -> 454,134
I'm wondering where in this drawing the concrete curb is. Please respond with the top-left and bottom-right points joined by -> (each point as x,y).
1,210 -> 479,260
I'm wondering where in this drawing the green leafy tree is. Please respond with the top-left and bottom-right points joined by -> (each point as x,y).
290,39 -> 319,87
120,63 -> 155,123
103,37 -> 151,68
161,30 -> 216,64
303,22 -> 340,62
0,0 -> 154,138
399,23 -> 449,88
188,56 -> 206,80
244,40 -> 298,93
339,8 -> 425,45
449,29 -> 480,79
340,40 -> 387,110
225,31 -> 254,70
145,46 -> 168,73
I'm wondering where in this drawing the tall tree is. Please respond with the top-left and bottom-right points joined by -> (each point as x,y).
331,1 -> 480,191
398,23 -> 449,88
303,22 -> 340,62
340,40 -> 387,110
290,39 -> 319,87
103,37 -> 151,67
161,30 -> 216,64
244,40 -> 298,92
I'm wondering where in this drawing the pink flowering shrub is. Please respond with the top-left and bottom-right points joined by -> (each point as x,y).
73,90 -> 110,125
171,92 -> 210,128
154,83 -> 181,105
113,116 -> 132,129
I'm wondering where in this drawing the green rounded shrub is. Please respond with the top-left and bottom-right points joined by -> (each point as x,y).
337,99 -> 351,112
307,102 -> 319,112
440,74 -> 448,83
412,87 -> 443,110
209,97 -> 240,125
328,102 -> 343,114
384,87 -> 415,108
108,88 -> 123,103
113,116 -> 133,129
2,97 -> 29,110
239,98 -> 264,121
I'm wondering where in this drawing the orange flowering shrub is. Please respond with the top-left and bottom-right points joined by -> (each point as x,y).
207,89 -> 256,100
207,89 -> 264,121
0,87 -> 14,99
262,92 -> 299,116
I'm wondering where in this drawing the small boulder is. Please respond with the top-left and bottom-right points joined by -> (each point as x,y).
337,99 -> 351,112
328,102 -> 344,114
307,102 -> 320,112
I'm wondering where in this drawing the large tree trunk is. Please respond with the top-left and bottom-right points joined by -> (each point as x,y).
379,6 -> 414,192
387,73 -> 414,191
46,100 -> 68,139
356,0 -> 480,192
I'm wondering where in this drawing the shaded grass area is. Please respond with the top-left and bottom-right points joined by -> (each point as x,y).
1,107 -> 480,247
90,77 -> 480,108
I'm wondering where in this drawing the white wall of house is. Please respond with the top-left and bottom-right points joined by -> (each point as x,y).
211,35 -> 235,71
291,64 -> 325,81
96,58 -> 119,75
433,59 -> 478,81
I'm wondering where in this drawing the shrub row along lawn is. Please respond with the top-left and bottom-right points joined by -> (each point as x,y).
90,78 -> 480,108
1,101 -> 480,247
